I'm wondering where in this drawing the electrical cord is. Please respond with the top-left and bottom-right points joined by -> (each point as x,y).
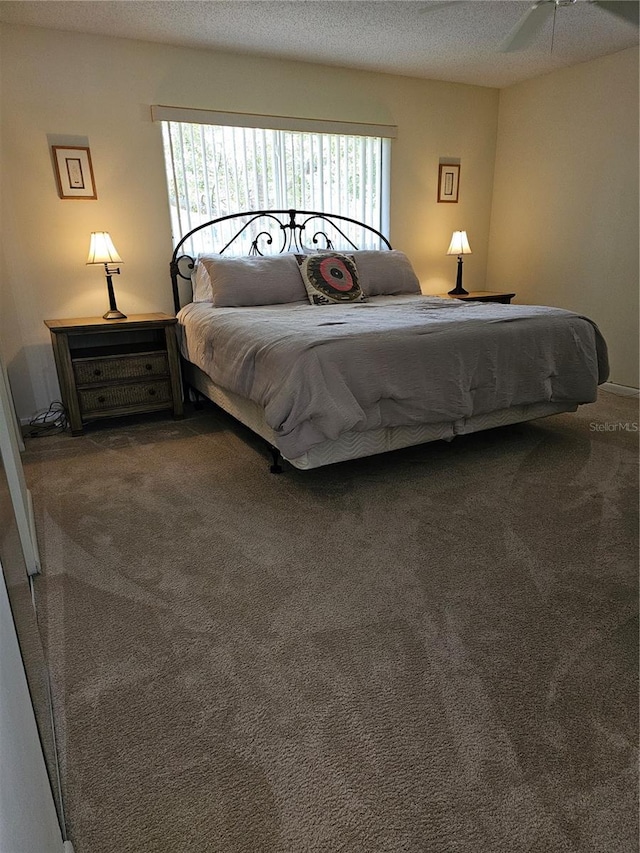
28,401 -> 68,437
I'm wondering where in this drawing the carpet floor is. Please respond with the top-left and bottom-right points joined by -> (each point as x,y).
24,390 -> 638,853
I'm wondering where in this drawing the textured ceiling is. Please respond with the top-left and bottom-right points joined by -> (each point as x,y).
0,0 -> 637,88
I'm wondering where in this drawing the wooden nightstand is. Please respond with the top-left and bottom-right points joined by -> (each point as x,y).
442,291 -> 515,304
44,313 -> 183,435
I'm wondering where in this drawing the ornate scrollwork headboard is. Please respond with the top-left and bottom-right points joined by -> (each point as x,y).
169,208 -> 392,312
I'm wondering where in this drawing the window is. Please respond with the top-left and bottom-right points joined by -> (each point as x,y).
153,107 -> 394,256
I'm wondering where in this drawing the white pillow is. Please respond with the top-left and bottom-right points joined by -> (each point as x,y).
192,260 -> 214,302
349,250 -> 421,297
193,254 -> 308,307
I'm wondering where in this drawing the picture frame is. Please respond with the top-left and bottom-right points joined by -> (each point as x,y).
52,145 -> 97,199
437,163 -> 460,203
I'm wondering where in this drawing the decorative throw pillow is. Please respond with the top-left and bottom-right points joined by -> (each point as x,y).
295,253 -> 365,305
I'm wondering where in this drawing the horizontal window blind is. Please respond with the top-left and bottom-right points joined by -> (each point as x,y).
156,111 -> 391,256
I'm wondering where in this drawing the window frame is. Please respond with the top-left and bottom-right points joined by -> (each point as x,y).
152,105 -> 394,252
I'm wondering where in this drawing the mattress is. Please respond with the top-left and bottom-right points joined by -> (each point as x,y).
177,294 -> 607,466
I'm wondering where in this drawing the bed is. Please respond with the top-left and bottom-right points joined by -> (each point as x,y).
170,209 -> 609,471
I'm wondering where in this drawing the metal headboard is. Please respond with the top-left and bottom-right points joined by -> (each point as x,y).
169,208 -> 393,313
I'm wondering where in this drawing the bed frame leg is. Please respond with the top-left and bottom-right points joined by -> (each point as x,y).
188,386 -> 205,410
269,446 -> 283,474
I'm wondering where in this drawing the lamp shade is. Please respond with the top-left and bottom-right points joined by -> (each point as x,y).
446,231 -> 472,256
86,232 -> 123,265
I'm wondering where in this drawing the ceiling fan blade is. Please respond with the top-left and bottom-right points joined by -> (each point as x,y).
500,1 -> 557,52
592,1 -> 640,26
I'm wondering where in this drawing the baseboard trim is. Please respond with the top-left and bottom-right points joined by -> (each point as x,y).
601,382 -> 640,398
63,842 -> 75,852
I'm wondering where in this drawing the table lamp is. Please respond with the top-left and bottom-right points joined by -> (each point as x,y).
446,230 -> 472,296
86,232 -> 126,320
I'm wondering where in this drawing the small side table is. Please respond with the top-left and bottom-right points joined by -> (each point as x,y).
45,313 -> 183,435
441,291 -> 515,304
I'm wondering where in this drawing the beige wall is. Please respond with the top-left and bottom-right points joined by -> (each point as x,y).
487,47 -> 639,388
0,24 -> 499,419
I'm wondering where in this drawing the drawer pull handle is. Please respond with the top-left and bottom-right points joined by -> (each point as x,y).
148,389 -> 156,397
145,363 -> 153,371
98,395 -> 106,403
93,369 -> 102,377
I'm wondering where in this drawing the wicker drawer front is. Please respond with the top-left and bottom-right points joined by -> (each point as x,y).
74,352 -> 168,385
79,380 -> 172,414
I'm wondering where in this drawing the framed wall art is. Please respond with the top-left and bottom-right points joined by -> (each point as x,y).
437,163 -> 460,203
52,145 -> 97,199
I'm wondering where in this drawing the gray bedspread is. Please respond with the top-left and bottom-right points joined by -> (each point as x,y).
177,295 -> 609,458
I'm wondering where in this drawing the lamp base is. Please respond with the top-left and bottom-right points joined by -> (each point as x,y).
103,309 -> 127,320
448,256 -> 468,296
